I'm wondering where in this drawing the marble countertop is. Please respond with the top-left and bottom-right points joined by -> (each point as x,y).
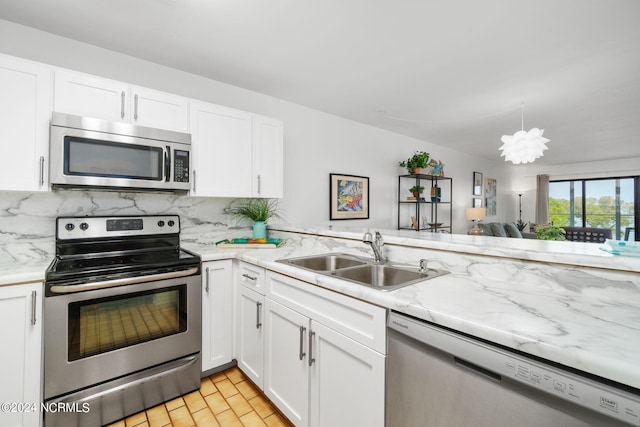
270,224 -> 640,273
2,226 -> 639,392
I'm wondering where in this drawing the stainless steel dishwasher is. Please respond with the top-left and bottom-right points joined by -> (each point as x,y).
386,311 -> 640,427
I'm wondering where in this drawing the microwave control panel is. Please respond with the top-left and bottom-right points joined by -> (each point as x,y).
174,150 -> 190,183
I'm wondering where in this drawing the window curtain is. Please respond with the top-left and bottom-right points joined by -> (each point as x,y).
535,174 -> 550,224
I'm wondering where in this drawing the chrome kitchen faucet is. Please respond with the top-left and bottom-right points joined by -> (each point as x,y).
363,231 -> 385,263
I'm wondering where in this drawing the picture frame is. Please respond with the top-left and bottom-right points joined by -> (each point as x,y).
329,173 -> 369,220
473,171 -> 483,196
485,177 -> 497,216
473,197 -> 482,208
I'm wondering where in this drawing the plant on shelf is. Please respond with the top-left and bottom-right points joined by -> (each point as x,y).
399,150 -> 430,174
225,198 -> 282,239
535,224 -> 566,241
409,185 -> 425,198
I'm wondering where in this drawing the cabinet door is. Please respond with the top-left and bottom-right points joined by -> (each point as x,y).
0,283 -> 42,427
131,86 -> 189,133
54,69 -> 129,122
0,54 -> 51,191
252,115 -> 284,198
264,298 -> 309,427
189,101 -> 253,197
309,321 -> 385,427
201,260 -> 233,372
236,285 -> 265,388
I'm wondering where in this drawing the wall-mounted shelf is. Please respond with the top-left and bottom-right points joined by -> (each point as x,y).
398,175 -> 452,232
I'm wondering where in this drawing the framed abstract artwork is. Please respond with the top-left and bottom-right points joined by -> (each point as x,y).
329,173 -> 369,220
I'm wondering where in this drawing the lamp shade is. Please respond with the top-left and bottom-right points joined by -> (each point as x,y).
466,207 -> 486,221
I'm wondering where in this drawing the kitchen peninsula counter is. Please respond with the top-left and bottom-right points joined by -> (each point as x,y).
188,225 -> 640,392
2,225 -> 639,393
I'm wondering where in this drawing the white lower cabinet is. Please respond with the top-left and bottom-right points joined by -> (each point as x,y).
235,284 -> 265,388
201,260 -> 234,372
263,271 -> 386,427
0,282 -> 43,427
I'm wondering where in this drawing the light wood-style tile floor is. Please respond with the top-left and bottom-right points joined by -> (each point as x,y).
107,367 -> 294,427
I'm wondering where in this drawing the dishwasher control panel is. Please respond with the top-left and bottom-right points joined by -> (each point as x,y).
388,312 -> 640,426
501,352 -> 640,426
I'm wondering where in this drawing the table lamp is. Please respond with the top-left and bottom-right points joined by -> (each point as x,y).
466,207 -> 486,235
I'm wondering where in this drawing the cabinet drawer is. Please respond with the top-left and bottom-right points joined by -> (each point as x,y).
265,271 -> 386,354
237,261 -> 266,294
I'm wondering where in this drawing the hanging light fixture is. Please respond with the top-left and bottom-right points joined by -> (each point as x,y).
499,102 -> 550,164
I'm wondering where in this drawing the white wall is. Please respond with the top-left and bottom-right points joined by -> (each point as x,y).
0,19 -> 513,234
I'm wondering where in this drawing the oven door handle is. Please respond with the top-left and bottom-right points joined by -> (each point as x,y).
48,267 -> 200,294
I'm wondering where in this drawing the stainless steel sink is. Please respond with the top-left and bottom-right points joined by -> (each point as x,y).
277,253 -> 448,291
332,264 -> 448,290
280,253 -> 368,271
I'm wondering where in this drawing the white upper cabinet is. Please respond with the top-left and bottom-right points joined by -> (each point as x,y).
190,101 -> 284,198
54,69 -> 189,133
130,86 -> 189,133
0,54 -> 51,192
54,69 -> 128,122
190,100 -> 253,197
252,115 -> 284,198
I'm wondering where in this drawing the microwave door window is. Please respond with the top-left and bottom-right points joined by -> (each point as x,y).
65,137 -> 163,181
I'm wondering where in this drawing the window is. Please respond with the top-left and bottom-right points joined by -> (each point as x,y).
549,177 -> 638,240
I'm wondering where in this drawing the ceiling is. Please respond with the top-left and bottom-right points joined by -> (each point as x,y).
1,0 -> 639,166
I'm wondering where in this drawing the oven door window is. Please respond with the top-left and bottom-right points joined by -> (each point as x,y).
67,285 -> 187,361
64,136 -> 163,181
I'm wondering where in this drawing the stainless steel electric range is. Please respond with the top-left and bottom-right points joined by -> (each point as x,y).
44,215 -> 201,427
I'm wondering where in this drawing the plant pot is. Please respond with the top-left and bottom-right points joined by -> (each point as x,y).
252,221 -> 267,239
413,167 -> 422,175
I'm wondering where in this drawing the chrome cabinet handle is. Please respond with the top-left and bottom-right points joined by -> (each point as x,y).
299,326 -> 307,360
120,91 -> 125,118
242,273 -> 257,281
31,290 -> 37,325
257,174 -> 261,195
134,94 -> 139,120
205,267 -> 210,292
256,302 -> 262,329
39,156 -> 45,187
192,170 -> 196,193
308,330 -> 316,366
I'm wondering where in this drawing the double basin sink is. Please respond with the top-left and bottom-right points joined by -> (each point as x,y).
277,253 -> 448,291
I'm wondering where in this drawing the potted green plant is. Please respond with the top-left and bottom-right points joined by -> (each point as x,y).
399,151 -> 430,174
516,219 -> 527,232
225,198 -> 282,239
535,224 -> 566,241
409,185 -> 424,198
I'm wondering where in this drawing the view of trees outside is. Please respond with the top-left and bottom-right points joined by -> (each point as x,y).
549,178 -> 635,240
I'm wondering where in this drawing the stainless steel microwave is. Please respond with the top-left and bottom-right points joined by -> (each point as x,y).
49,112 -> 191,192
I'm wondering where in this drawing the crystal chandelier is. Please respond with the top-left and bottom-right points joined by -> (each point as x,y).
499,103 -> 549,164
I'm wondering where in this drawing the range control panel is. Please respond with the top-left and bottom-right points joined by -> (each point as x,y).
57,215 -> 180,240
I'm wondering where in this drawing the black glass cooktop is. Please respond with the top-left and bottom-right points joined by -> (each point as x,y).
46,248 -> 200,284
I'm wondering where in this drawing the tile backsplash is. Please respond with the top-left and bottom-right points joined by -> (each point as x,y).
0,190 -> 236,262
